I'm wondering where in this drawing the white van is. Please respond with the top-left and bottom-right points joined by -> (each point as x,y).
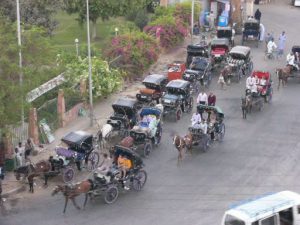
221,191 -> 300,225
292,0 -> 300,6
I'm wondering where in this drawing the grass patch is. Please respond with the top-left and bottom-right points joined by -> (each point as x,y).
51,11 -> 127,53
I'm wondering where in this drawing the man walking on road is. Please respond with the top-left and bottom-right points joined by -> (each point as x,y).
254,9 -> 262,22
278,31 -> 286,58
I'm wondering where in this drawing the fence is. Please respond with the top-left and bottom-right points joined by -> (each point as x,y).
7,123 -> 29,147
37,98 -> 59,131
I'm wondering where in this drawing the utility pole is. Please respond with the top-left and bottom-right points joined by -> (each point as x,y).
86,0 -> 94,127
16,0 -> 25,128
191,0 -> 195,44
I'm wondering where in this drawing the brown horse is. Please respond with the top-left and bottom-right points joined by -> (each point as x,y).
220,65 -> 232,85
15,160 -> 52,193
276,65 -> 291,90
173,134 -> 193,165
51,180 -> 93,214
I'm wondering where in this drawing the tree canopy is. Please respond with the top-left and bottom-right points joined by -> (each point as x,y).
0,0 -> 62,35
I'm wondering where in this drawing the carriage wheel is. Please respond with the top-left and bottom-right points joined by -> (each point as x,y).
175,109 -> 182,122
143,143 -> 152,158
155,126 -> 163,146
104,186 -> 119,204
132,170 -> 147,191
62,167 -> 75,183
218,123 -> 225,142
86,151 -> 100,171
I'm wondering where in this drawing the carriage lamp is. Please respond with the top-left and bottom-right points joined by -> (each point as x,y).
115,27 -> 119,36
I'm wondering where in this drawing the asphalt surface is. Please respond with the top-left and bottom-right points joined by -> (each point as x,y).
2,1 -> 300,225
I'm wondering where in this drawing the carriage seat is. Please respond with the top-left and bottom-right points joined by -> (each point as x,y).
188,126 -> 204,135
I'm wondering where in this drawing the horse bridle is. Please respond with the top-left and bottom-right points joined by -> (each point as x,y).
173,135 -> 184,149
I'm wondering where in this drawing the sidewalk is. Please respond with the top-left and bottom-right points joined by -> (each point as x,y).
1,35 -> 202,198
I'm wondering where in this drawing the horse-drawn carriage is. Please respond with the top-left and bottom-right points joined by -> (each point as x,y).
242,18 -> 260,47
226,46 -> 253,82
167,61 -> 186,81
252,71 -> 273,102
210,38 -> 230,67
161,79 -> 193,121
120,107 -> 162,157
136,74 -> 168,106
216,26 -> 235,46
90,145 -> 147,203
184,56 -> 212,89
186,43 -> 210,68
101,98 -> 141,142
56,131 -> 100,172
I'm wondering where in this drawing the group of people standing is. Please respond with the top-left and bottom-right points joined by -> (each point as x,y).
14,139 -> 34,168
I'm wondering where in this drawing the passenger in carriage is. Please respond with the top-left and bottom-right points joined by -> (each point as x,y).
260,76 -> 267,86
191,110 -> 201,127
97,153 -> 112,175
199,119 -> 207,134
251,83 -> 259,97
209,111 -> 217,141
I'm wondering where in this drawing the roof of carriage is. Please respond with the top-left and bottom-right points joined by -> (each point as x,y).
112,97 -> 138,108
211,38 -> 230,46
197,104 -> 224,116
166,79 -> 190,89
229,46 -> 251,56
61,130 -> 93,145
142,74 -> 167,85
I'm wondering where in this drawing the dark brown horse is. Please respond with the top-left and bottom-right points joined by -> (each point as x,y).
14,160 -> 52,193
51,180 -> 93,213
276,65 -> 291,90
220,65 -> 232,85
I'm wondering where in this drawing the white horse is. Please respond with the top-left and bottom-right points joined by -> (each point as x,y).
97,123 -> 113,149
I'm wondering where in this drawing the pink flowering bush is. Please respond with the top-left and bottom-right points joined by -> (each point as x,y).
106,31 -> 160,77
144,3 -> 196,49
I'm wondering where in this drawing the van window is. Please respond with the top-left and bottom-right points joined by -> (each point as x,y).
260,215 -> 277,225
279,207 -> 293,224
225,214 -> 245,225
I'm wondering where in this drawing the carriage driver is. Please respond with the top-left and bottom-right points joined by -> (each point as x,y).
191,110 -> 201,127
246,74 -> 256,90
286,51 -> 299,70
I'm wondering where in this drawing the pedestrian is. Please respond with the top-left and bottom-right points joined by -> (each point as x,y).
278,31 -> 286,58
197,91 -> 208,105
265,32 -> 274,52
218,74 -> 226,90
24,138 -> 34,160
254,9 -> 262,22
208,92 -> 216,106
15,142 -> 24,166
259,23 -> 265,42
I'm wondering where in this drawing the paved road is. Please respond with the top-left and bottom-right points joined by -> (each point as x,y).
2,1 -> 300,225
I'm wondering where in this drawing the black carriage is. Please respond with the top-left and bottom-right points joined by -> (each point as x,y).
196,104 -> 225,141
56,130 -> 100,172
90,145 -> 147,204
226,46 -> 253,82
210,38 -> 230,67
136,74 -> 168,106
128,107 -> 162,157
216,26 -> 235,46
186,43 -> 210,68
291,45 -> 300,75
107,98 -> 140,136
161,79 -> 193,121
183,56 -> 212,90
242,18 -> 260,47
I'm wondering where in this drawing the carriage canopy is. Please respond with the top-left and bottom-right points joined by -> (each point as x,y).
211,38 -> 230,47
244,19 -> 260,31
292,45 -> 300,54
112,98 -> 139,116
61,131 -> 93,153
143,74 -> 167,85
229,46 -> 251,59
252,71 -> 271,81
217,26 -> 233,39
197,105 -> 224,119
139,107 -> 161,118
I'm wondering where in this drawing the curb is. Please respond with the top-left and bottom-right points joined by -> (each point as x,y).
2,185 -> 26,198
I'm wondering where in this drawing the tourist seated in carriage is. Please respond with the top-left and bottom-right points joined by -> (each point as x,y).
117,154 -> 132,180
198,119 -> 208,134
208,111 -> 217,141
246,74 -> 256,90
191,111 -> 201,127
287,51 -> 299,71
96,153 -> 112,175
132,114 -> 158,137
251,83 -> 259,97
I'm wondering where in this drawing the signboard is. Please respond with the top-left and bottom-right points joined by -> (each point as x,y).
26,73 -> 65,103
39,119 -> 55,144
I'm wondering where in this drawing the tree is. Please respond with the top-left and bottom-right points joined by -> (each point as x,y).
0,0 -> 62,35
63,0 -> 151,39
0,17 -> 57,128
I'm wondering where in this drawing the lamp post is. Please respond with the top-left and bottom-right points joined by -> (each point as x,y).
86,0 -> 93,127
16,0 -> 24,128
191,0 -> 195,44
75,38 -> 79,57
114,27 -> 119,37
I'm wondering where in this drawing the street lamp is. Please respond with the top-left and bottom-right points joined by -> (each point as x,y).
114,27 -> 119,36
74,38 -> 79,57
16,0 -> 24,128
191,0 -> 195,44
86,0 -> 93,127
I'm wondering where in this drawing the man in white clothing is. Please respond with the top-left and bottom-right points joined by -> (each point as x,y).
246,75 -> 255,89
197,91 -> 208,105
286,52 -> 299,70
191,111 -> 201,126
267,39 -> 277,54
199,119 -> 207,134
97,153 -> 112,175
251,83 -> 258,97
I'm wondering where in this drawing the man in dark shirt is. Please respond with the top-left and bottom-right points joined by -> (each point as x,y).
254,9 -> 262,22
208,92 -> 216,106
